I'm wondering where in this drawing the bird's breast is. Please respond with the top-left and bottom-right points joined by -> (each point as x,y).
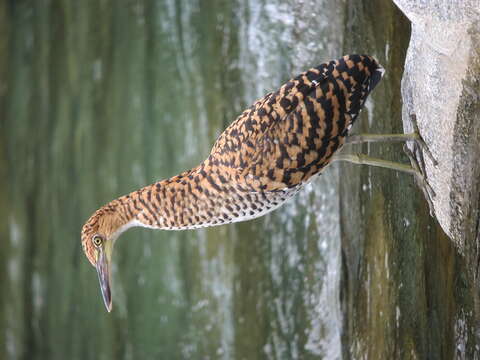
170,184 -> 304,230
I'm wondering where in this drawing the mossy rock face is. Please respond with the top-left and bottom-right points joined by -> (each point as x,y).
394,0 -> 480,252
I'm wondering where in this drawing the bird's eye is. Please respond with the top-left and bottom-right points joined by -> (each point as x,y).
92,235 -> 103,247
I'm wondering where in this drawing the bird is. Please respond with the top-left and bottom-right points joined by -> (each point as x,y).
81,54 -> 385,312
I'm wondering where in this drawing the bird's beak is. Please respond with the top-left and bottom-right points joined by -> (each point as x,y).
95,245 -> 112,312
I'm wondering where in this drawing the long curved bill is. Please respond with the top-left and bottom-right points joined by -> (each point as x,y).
96,248 -> 112,312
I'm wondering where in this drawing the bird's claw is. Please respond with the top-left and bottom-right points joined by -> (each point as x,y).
403,144 -> 436,217
410,114 -> 438,167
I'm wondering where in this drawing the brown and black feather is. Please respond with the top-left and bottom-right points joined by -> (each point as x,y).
81,54 -> 383,264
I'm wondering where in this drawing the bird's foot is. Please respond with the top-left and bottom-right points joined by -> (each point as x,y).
409,113 -> 438,167
403,143 -> 436,217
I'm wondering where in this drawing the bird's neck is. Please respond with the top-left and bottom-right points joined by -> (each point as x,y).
103,162 -> 280,233
105,166 -> 225,233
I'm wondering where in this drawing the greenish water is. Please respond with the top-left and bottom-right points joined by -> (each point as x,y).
1,1 -> 479,359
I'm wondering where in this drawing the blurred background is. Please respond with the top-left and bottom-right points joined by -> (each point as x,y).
1,0 -> 478,359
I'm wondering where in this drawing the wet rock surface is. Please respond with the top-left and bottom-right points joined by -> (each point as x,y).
393,0 -> 480,252
340,1 -> 480,358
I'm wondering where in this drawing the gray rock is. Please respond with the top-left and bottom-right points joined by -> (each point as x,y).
393,0 -> 480,251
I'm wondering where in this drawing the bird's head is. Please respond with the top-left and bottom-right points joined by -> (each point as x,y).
81,206 -> 124,312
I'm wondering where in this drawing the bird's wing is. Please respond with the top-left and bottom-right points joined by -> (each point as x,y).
206,54 -> 381,191
207,63 -> 337,191
208,90 -> 275,163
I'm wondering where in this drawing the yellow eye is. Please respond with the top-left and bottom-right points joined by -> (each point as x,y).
92,235 -> 103,247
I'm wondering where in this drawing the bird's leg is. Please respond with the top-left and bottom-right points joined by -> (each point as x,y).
345,132 -> 437,166
345,132 -> 419,144
331,153 -> 418,175
345,114 -> 438,166
332,150 -> 436,216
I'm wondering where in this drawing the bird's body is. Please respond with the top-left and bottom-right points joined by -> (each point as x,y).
81,55 -> 384,311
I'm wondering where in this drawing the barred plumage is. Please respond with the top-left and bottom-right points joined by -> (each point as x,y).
81,54 -> 384,311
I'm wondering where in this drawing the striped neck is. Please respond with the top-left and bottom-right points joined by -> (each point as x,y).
101,163 -> 294,233
103,166 -> 223,232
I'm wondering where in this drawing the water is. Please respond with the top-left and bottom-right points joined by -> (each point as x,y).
1,1 -> 479,359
